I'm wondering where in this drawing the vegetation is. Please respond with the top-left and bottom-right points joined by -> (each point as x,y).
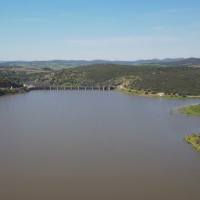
39,64 -> 200,97
0,87 -> 27,96
178,104 -> 200,151
178,104 -> 200,116
1,61 -> 200,97
184,134 -> 200,151
0,67 -> 50,96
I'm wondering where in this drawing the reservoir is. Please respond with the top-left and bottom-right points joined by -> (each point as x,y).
0,90 -> 200,200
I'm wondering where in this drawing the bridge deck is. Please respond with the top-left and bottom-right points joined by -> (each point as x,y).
27,86 -> 115,91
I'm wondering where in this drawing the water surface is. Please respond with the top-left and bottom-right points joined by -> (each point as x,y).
0,91 -> 200,200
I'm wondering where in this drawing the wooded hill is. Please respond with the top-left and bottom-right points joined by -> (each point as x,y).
0,68 -> 49,96
1,63 -> 200,97
40,64 -> 200,96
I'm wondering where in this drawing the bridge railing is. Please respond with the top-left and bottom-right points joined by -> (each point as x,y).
27,85 -> 116,91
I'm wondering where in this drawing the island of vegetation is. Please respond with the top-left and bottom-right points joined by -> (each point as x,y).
178,104 -> 200,116
177,104 -> 200,151
184,134 -> 200,151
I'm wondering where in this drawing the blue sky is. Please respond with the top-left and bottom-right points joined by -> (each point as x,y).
1,0 -> 200,60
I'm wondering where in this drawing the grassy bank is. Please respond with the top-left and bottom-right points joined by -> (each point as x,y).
0,87 -> 27,96
184,134 -> 200,151
178,104 -> 200,116
117,88 -> 199,100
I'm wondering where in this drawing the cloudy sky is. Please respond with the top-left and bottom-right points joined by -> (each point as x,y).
1,0 -> 200,60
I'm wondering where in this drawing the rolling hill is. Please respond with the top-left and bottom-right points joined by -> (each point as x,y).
1,57 -> 199,69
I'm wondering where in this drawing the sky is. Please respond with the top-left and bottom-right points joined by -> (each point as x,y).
1,0 -> 200,61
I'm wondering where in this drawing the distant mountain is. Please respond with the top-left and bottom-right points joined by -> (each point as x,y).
0,58 -> 200,69
132,58 -> 184,64
169,57 -> 200,65
0,59 -> 140,68
158,57 -> 200,68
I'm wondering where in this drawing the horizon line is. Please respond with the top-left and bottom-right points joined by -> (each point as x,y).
0,57 -> 198,62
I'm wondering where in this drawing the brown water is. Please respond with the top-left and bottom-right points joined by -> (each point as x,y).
0,90 -> 200,200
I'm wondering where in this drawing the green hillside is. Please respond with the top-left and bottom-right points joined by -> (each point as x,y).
40,64 -> 200,96
1,64 -> 200,97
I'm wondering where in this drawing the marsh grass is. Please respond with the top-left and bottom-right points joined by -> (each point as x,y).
184,134 -> 200,151
178,104 -> 200,116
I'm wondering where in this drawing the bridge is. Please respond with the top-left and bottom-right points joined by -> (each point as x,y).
27,85 -> 115,91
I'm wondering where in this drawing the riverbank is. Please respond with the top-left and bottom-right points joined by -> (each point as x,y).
1,86 -> 200,101
184,134 -> 200,151
116,87 -> 200,100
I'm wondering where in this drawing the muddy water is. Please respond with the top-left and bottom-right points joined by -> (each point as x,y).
0,90 -> 200,200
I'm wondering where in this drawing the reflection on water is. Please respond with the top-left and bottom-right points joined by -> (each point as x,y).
0,91 -> 200,200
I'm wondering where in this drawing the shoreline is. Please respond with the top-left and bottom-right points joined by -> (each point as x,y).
1,86 -> 200,101
0,87 -> 28,97
116,88 -> 200,100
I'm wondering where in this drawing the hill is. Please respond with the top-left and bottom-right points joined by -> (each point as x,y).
164,57 -> 200,67
2,58 -> 199,69
36,64 -> 200,96
0,67 -> 50,96
1,63 -> 200,97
